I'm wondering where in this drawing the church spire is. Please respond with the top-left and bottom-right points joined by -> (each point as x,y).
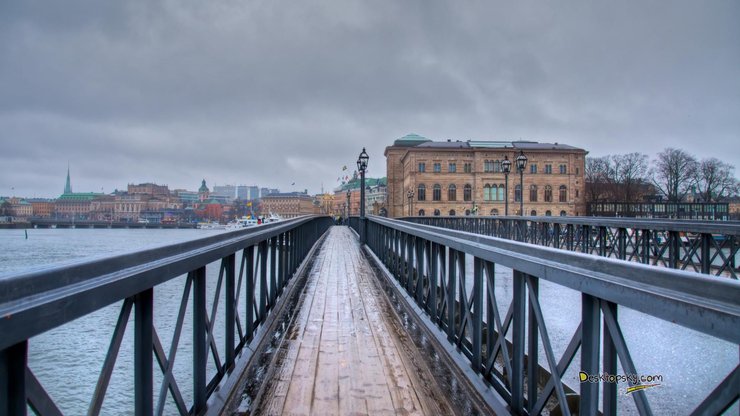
64,164 -> 72,194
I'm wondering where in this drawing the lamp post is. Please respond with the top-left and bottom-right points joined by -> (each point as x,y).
515,150 -> 528,216
357,148 -> 369,244
502,155 -> 511,216
407,188 -> 414,216
346,188 -> 351,220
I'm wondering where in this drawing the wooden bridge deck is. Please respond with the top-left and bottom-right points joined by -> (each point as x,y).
248,226 -> 456,415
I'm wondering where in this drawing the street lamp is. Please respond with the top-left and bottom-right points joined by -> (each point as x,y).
502,155 -> 512,216
515,150 -> 528,216
357,148 -> 369,243
407,188 -> 414,216
346,188 -> 351,219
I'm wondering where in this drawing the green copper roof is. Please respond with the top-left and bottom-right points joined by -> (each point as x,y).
198,179 -> 209,193
393,133 -> 432,147
58,192 -> 104,201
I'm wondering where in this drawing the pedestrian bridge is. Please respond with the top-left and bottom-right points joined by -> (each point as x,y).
1,215 -> 738,415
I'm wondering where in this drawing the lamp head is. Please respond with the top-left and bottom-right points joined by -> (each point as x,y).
357,148 -> 369,172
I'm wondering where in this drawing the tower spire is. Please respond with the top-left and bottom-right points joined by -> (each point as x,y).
64,164 -> 72,194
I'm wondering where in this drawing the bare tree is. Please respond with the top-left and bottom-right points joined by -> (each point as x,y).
613,152 -> 649,203
651,148 -> 698,203
694,158 -> 739,202
585,156 -> 610,203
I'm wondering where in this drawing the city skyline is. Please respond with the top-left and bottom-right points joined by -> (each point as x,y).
1,2 -> 738,198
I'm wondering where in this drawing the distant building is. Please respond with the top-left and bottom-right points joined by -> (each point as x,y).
128,183 -> 170,196
28,198 -> 55,218
198,179 -> 210,202
385,134 -> 587,218
260,188 -> 280,198
260,192 -> 314,218
55,166 -> 105,219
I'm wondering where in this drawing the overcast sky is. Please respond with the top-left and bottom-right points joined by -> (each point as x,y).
1,1 -> 738,198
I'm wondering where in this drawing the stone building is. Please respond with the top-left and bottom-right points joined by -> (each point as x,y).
385,134 -> 587,218
260,192 -> 316,218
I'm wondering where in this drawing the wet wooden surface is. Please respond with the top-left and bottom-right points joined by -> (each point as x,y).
253,226 -> 454,416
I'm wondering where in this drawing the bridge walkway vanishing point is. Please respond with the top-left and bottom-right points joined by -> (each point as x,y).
225,226 -> 482,415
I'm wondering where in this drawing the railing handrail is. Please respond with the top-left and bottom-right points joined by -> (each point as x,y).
370,216 -> 740,344
0,215 -> 319,351
401,215 -> 740,235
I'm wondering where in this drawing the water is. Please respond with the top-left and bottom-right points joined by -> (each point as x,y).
0,228 -> 237,415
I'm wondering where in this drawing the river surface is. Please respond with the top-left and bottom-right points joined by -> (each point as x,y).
1,228 -> 737,415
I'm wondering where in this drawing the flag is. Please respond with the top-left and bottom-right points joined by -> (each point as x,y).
342,165 -> 347,171
247,202 -> 252,207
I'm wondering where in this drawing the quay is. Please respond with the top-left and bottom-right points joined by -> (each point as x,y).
1,215 -> 738,415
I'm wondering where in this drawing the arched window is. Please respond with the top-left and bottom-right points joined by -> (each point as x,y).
545,210 -> 552,216
483,184 -> 492,201
530,210 -> 537,216
493,160 -> 501,173
417,184 -> 426,201
544,185 -> 553,202
463,184 -> 472,201
490,208 -> 499,216
448,184 -> 457,201
530,185 -> 538,202
434,209 -> 441,216
449,209 -> 456,216
484,160 -> 491,172
559,185 -> 567,202
560,210 -> 567,216
465,209 -> 471,216
492,184 -> 499,201
433,184 -> 441,201
418,209 -> 425,216
498,184 -> 505,201
515,184 -> 522,202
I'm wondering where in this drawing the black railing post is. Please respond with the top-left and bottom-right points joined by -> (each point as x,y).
701,233 -> 712,275
527,276 -> 539,410
581,294 -> 601,415
602,301 -> 618,416
472,258 -> 483,374
245,247 -> 255,341
134,288 -> 153,416
1,341 -> 27,416
511,270 -> 526,413
193,266 -> 207,413
225,253 -> 236,369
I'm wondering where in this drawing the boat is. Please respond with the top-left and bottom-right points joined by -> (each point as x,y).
197,221 -> 226,230
226,217 -> 259,230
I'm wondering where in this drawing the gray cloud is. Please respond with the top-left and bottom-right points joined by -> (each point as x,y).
1,0 -> 738,197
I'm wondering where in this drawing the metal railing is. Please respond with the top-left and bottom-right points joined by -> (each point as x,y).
403,216 -> 740,279
363,216 -> 740,415
0,216 -> 333,416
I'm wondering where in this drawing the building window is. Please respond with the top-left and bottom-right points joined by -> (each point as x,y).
544,185 -> 553,202
560,210 -> 567,216
529,185 -> 538,202
559,185 -> 567,202
559,164 -> 567,174
530,210 -> 537,216
463,184 -> 472,201
493,160 -> 501,173
448,184 -> 457,201
418,162 -> 426,172
484,184 -> 492,201
464,163 -> 472,173
546,210 -> 552,216
484,160 -> 491,172
576,167 -> 580,175
497,184 -> 505,201
515,185 -> 521,202
491,208 -> 499,215
530,164 -> 538,174
545,164 -> 552,174
417,184 -> 426,201
449,209 -> 456,216
449,163 -> 457,173
434,209 -> 441,216
465,209 -> 471,216
576,189 -> 579,198
433,184 -> 441,201
418,209 -> 425,216
433,163 -> 441,173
